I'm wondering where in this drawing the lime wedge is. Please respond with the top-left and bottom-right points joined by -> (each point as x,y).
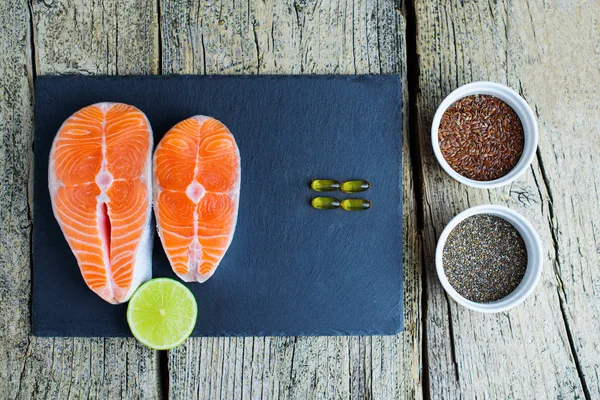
127,278 -> 198,350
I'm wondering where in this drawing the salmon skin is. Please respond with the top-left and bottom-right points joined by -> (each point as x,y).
153,116 -> 241,282
48,103 -> 153,304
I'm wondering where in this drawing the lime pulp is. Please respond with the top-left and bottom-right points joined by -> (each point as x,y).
126,278 -> 198,350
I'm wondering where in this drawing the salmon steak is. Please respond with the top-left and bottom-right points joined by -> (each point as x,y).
48,103 -> 153,304
153,116 -> 241,282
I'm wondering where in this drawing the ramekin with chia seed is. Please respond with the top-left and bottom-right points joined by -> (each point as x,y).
435,205 -> 543,313
431,82 -> 538,189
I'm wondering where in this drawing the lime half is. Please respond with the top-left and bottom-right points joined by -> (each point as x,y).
127,278 -> 198,350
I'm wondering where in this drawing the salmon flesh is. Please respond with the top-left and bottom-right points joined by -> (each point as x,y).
153,116 -> 241,282
48,103 -> 153,304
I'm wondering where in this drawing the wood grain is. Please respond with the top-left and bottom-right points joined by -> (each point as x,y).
4,0 -> 597,398
0,1 -> 160,397
0,0 -> 35,397
415,0 -> 599,398
33,0 -> 160,75
161,0 -> 422,398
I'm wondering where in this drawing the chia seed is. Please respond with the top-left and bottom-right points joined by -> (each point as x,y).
442,214 -> 527,303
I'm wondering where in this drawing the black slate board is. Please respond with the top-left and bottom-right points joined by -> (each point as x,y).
33,75 -> 404,337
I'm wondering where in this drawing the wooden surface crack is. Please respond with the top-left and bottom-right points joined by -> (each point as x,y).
288,337 -> 298,388
159,350 -> 169,400
252,21 -> 260,74
529,165 -> 546,216
536,150 -> 591,399
115,2 -> 119,74
405,1 -> 429,399
443,294 -> 459,383
15,336 -> 30,399
157,0 -> 163,74
27,0 -> 36,80
200,32 -> 207,75
558,298 -> 591,400
420,243 -> 430,400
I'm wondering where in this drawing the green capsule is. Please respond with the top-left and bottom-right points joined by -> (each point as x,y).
340,180 -> 371,193
340,198 -> 371,211
311,179 -> 341,192
311,197 -> 341,210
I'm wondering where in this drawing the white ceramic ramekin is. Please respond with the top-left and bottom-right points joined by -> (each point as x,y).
431,81 -> 538,189
435,205 -> 543,313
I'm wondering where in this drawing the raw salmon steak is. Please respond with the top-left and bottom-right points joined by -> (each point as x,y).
153,116 -> 241,282
48,103 -> 153,304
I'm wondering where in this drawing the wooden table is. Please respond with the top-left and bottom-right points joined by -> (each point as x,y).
1,0 -> 598,398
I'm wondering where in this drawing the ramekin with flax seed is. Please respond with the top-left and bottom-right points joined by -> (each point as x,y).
431,82 -> 538,189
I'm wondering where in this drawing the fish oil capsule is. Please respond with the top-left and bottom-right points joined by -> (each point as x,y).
340,180 -> 371,193
311,179 -> 341,192
311,197 -> 341,210
340,199 -> 371,211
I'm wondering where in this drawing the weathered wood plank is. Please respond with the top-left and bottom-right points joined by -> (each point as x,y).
0,0 -> 35,397
161,0 -> 422,398
415,0 -> 599,398
33,0 -> 160,75
0,1 -> 161,398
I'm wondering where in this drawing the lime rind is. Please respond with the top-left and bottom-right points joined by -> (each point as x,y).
127,278 -> 198,350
